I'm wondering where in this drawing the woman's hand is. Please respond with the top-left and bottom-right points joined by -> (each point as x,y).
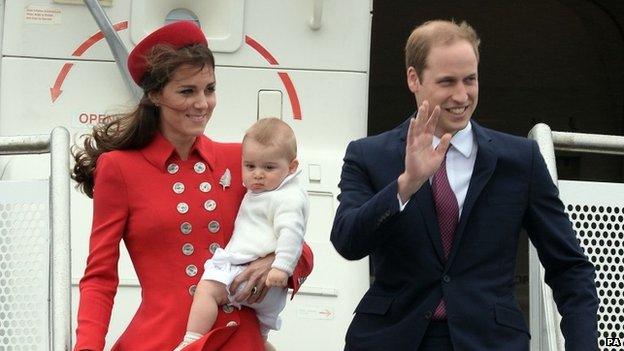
230,253 -> 275,304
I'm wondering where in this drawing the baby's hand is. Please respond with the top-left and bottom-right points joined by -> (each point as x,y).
265,268 -> 288,288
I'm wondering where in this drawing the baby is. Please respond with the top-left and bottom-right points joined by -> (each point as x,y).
175,117 -> 309,350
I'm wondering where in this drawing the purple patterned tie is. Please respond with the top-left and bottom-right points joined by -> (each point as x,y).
431,154 -> 459,320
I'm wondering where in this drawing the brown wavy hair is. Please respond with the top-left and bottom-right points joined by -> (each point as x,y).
72,43 -> 215,198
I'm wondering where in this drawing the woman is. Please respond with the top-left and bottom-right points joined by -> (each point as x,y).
72,21 -> 313,351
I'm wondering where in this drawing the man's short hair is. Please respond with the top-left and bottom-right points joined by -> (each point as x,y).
243,117 -> 297,161
405,20 -> 480,80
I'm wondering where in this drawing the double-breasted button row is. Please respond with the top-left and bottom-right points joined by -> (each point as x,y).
173,181 -> 213,195
177,200 -> 218,213
167,162 -> 207,175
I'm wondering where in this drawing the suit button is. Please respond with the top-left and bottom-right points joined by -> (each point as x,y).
185,264 -> 198,277
188,284 -> 197,296
199,182 -> 212,192
442,275 -> 451,283
209,242 -> 221,254
226,321 -> 238,327
172,182 -> 185,194
182,243 -> 194,256
208,220 -> 220,233
223,304 -> 234,313
167,163 -> 180,174
180,222 -> 192,234
194,162 -> 206,174
177,202 -> 189,214
204,199 -> 217,212
424,311 -> 432,319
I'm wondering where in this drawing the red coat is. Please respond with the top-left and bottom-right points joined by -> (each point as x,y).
74,133 -> 313,351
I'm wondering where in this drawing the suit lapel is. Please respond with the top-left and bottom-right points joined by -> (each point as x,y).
447,121 -> 497,266
398,116 -> 446,262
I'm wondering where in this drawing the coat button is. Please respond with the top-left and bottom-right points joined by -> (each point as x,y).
172,182 -> 185,194
182,243 -> 194,256
442,275 -> 451,283
222,304 -> 234,313
177,202 -> 189,214
208,221 -> 220,233
188,284 -> 197,296
194,162 -> 206,174
167,163 -> 180,174
424,311 -> 432,319
226,321 -> 238,327
209,243 -> 221,254
204,200 -> 217,212
199,182 -> 212,192
185,264 -> 198,277
180,222 -> 192,234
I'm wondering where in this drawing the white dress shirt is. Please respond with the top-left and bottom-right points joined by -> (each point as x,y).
398,122 -> 478,217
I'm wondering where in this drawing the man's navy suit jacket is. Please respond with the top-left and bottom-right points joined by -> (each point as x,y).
331,119 -> 598,351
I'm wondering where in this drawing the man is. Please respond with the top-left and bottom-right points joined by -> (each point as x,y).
330,20 -> 598,351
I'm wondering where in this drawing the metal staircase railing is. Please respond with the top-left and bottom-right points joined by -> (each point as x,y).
528,123 -> 624,350
0,127 -> 71,350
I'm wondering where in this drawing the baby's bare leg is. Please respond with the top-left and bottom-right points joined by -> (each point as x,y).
187,279 -> 229,333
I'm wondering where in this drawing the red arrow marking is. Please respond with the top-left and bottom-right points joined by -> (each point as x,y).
51,21 -> 128,103
244,35 -> 279,65
50,63 -> 73,103
278,72 -> 301,120
72,21 -> 128,57
319,309 -> 332,317
244,35 -> 303,120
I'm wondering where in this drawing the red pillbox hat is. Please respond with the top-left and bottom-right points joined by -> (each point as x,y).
127,21 -> 208,85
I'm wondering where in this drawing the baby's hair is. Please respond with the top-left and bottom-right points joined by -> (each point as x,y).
243,118 -> 297,161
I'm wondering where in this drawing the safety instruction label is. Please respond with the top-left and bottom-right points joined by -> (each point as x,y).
53,0 -> 113,6
24,5 -> 62,25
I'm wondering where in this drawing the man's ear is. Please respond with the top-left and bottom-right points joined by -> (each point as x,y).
407,66 -> 420,94
289,159 -> 299,174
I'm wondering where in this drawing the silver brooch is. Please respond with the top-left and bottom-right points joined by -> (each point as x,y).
219,168 -> 231,189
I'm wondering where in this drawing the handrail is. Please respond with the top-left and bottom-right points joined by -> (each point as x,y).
527,123 -> 561,351
309,0 -> 324,30
0,127 -> 71,351
83,0 -> 143,101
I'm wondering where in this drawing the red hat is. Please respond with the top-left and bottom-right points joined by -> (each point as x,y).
127,21 -> 208,85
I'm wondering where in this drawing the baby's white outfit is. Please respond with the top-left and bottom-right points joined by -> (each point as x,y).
201,171 -> 308,338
